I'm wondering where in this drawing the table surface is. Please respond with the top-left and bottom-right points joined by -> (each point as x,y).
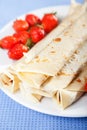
0,0 -> 87,130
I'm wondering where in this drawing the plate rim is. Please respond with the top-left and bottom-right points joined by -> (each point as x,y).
0,5 -> 87,118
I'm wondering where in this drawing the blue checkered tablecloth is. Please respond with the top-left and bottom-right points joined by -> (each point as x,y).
0,0 -> 87,130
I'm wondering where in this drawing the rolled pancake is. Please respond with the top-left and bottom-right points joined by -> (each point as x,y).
20,83 -> 43,103
14,0 -> 83,65
17,72 -> 48,89
54,66 -> 87,109
21,81 -> 52,97
0,69 -> 20,93
55,89 -> 83,109
17,72 -> 55,97
14,40 -> 87,98
0,69 -> 43,102
65,66 -> 87,92
68,0 -> 82,15
43,41 -> 87,92
13,5 -> 87,88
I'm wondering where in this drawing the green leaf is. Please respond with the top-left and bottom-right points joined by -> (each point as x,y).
26,38 -> 35,49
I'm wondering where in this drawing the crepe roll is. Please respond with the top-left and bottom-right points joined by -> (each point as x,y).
55,89 -> 83,109
20,80 -> 52,97
43,41 -> 87,92
65,66 -> 87,92
20,83 -> 43,103
0,69 -> 20,93
68,0 -> 82,15
54,66 -> 87,109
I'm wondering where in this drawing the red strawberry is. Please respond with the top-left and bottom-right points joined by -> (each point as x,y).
13,19 -> 29,32
8,43 -> 28,60
25,14 -> 41,26
30,26 -> 45,43
13,31 -> 30,44
42,13 -> 58,33
0,36 -> 18,49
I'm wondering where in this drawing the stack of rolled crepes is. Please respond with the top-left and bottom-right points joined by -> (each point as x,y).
0,0 -> 87,109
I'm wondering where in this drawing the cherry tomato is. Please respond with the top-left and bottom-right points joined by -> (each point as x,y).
25,14 -> 41,26
13,31 -> 30,44
42,13 -> 58,33
0,12 -> 59,60
13,19 -> 29,32
0,36 -> 18,49
8,43 -> 28,60
30,26 -> 45,43
85,83 -> 87,91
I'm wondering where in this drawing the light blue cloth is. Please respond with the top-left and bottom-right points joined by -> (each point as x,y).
0,0 -> 83,29
0,0 -> 87,130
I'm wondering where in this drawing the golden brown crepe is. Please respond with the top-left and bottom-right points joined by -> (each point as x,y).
54,66 -> 87,109
42,41 -> 87,93
0,68 -> 20,93
20,83 -> 43,103
54,89 -> 83,109
65,66 -> 87,92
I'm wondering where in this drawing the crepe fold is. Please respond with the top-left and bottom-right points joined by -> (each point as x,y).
65,66 -> 87,92
0,69 -> 43,102
0,69 -> 20,93
0,1 -> 87,108
19,83 -> 43,103
42,41 -> 87,93
55,66 -> 87,109
55,89 -> 83,109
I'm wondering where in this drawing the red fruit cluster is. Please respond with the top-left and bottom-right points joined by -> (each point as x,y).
0,13 -> 59,60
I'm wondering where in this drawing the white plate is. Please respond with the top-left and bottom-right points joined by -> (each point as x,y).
0,5 -> 87,117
